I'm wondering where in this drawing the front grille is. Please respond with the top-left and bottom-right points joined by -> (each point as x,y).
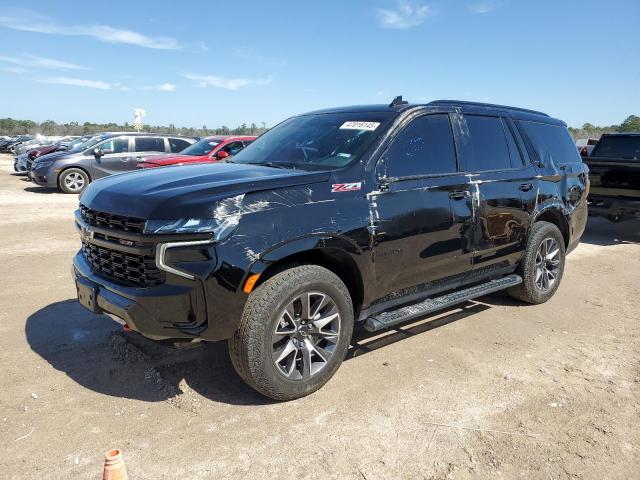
81,239 -> 164,287
79,205 -> 145,234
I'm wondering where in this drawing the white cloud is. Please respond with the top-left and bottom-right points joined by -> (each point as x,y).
183,74 -> 273,91
376,1 -> 432,29
39,77 -> 119,90
143,83 -> 176,92
467,2 -> 496,14
0,53 -> 86,70
0,9 -> 181,49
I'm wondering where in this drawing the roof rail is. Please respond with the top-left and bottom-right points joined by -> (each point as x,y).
428,100 -> 549,117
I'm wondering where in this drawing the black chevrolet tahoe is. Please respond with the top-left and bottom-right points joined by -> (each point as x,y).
73,98 -> 589,400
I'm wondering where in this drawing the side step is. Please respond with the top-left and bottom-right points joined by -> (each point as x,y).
364,274 -> 522,332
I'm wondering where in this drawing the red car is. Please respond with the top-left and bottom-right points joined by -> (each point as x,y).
137,135 -> 257,168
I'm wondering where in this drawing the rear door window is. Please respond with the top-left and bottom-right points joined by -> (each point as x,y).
518,121 -> 582,164
459,115 -> 512,172
134,137 -> 165,152
386,114 -> 457,177
169,138 -> 191,153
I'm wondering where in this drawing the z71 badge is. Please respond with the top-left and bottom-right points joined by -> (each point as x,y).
332,182 -> 362,193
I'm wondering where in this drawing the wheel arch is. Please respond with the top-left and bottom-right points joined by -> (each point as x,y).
533,207 -> 570,248
254,247 -> 365,315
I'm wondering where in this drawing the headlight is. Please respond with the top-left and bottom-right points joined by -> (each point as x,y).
34,159 -> 54,167
143,216 -> 239,239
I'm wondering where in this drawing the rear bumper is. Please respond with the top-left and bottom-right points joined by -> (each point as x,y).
588,195 -> 640,219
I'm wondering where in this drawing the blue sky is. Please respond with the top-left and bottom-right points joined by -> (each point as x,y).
0,0 -> 638,129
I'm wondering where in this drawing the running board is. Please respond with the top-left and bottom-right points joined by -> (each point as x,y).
364,274 -> 522,332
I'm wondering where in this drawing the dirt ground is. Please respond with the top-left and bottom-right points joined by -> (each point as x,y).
0,153 -> 638,479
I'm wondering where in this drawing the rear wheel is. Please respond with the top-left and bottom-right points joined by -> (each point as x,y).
59,168 -> 90,194
229,265 -> 354,400
508,221 -> 565,304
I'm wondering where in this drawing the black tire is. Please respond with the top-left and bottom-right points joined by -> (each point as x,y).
229,265 -> 354,401
508,221 -> 566,304
58,168 -> 90,194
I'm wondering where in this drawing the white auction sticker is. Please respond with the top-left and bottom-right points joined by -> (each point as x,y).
339,121 -> 380,131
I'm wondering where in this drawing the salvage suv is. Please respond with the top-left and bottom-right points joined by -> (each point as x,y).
73,98 -> 589,400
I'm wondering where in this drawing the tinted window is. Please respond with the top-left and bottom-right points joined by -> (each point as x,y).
386,114 -> 457,177
98,137 -> 129,154
518,121 -> 582,164
591,135 -> 640,160
169,138 -> 191,153
460,115 -> 512,172
134,137 -> 165,152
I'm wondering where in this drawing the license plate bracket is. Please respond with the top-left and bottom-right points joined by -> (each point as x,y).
76,277 -> 101,314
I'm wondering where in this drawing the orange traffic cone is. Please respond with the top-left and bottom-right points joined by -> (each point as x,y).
103,449 -> 129,480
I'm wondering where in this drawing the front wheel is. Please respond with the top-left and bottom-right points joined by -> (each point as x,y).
508,221 -> 566,304
58,168 -> 90,194
229,265 -> 354,401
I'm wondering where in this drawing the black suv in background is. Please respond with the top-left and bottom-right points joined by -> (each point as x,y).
73,99 -> 588,400
28,132 -> 197,193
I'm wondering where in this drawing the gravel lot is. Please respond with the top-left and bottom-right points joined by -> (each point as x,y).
0,153 -> 638,479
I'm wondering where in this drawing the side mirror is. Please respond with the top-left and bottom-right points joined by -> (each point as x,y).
216,150 -> 230,160
93,148 -> 104,157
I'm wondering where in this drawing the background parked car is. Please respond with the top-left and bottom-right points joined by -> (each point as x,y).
137,135 -> 256,169
0,135 -> 33,152
28,132 -> 197,193
576,138 -> 599,157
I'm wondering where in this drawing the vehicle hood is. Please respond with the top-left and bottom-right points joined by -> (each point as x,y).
80,162 -> 332,219
33,150 -> 73,163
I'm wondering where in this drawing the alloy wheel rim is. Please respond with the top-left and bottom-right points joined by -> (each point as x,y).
535,237 -> 560,291
64,172 -> 85,191
271,291 -> 341,380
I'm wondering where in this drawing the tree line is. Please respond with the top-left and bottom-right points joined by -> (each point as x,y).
567,115 -> 640,139
0,118 -> 269,137
1,115 -> 639,139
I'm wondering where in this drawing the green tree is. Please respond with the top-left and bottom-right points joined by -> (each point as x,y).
618,115 -> 640,132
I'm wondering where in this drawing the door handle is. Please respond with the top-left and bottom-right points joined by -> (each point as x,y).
519,183 -> 533,192
449,191 -> 469,200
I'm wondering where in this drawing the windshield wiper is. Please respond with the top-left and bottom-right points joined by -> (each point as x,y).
255,162 -> 297,170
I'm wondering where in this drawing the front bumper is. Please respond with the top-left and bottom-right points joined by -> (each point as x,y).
28,162 -> 56,186
73,251 -> 206,340
71,210 -> 250,341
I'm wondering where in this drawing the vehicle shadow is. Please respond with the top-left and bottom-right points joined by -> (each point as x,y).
25,299 -> 270,406
23,186 -> 61,194
580,216 -> 639,246
26,297 -> 498,405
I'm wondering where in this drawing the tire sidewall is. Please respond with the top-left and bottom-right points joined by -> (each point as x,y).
59,168 -> 89,194
249,267 -> 353,399
522,222 -> 566,303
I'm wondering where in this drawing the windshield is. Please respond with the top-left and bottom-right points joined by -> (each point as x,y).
180,138 -> 221,156
232,112 -> 396,170
592,136 -> 640,160
77,135 -> 108,152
